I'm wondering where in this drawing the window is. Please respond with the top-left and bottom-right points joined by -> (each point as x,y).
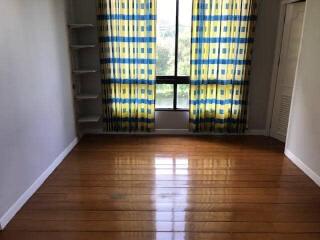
156,0 -> 192,110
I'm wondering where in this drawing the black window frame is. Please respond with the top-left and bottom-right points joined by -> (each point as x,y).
156,0 -> 190,111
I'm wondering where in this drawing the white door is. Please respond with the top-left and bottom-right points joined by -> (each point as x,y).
270,2 -> 305,142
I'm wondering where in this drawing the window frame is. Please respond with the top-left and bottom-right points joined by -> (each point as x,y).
156,0 -> 190,111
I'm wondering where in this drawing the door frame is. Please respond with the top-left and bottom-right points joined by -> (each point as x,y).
265,0 -> 306,137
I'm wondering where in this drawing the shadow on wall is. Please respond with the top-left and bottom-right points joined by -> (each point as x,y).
248,0 -> 281,130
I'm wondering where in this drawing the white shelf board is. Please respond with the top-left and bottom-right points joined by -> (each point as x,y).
77,115 -> 101,123
72,69 -> 97,74
68,23 -> 95,29
70,44 -> 96,49
75,94 -> 99,100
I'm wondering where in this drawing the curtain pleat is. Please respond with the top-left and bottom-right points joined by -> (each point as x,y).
189,0 -> 257,133
97,0 -> 156,132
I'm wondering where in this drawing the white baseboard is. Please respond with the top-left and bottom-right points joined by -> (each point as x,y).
245,129 -> 267,136
98,129 -> 190,135
285,149 -> 320,187
101,129 -> 267,136
156,129 -> 267,136
0,137 -> 78,230
155,129 -> 189,135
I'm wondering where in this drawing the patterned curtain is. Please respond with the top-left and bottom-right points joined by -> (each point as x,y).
189,0 -> 257,133
97,0 -> 156,132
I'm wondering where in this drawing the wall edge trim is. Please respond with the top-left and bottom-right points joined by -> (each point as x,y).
0,137 -> 78,230
92,129 -> 267,136
285,148 -> 320,187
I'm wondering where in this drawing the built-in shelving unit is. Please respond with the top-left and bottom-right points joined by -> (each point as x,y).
70,44 -> 96,49
68,23 -> 95,29
67,0 -> 102,136
72,69 -> 97,74
77,115 -> 101,123
75,94 -> 99,100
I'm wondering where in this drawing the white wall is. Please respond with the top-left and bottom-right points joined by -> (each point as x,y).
285,0 -> 320,185
248,0 -> 282,131
0,0 -> 76,227
155,111 -> 189,131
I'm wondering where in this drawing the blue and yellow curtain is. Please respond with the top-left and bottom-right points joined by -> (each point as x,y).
97,0 -> 156,131
190,0 -> 257,132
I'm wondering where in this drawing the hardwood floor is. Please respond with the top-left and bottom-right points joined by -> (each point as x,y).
1,135 -> 320,240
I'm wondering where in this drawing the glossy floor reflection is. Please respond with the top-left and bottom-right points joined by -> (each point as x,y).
1,135 -> 320,240
155,155 -> 189,238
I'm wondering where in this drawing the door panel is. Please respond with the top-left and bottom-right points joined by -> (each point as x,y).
270,2 -> 305,142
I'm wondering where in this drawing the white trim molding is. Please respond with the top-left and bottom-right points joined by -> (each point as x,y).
0,138 -> 78,230
285,149 -> 320,187
155,129 -> 189,135
102,129 -> 266,136
245,129 -> 267,136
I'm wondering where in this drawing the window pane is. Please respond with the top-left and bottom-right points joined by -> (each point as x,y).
177,84 -> 189,109
157,0 -> 176,76
178,0 -> 192,76
156,84 -> 174,109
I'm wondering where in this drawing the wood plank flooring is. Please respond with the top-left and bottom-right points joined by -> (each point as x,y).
1,135 -> 320,240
